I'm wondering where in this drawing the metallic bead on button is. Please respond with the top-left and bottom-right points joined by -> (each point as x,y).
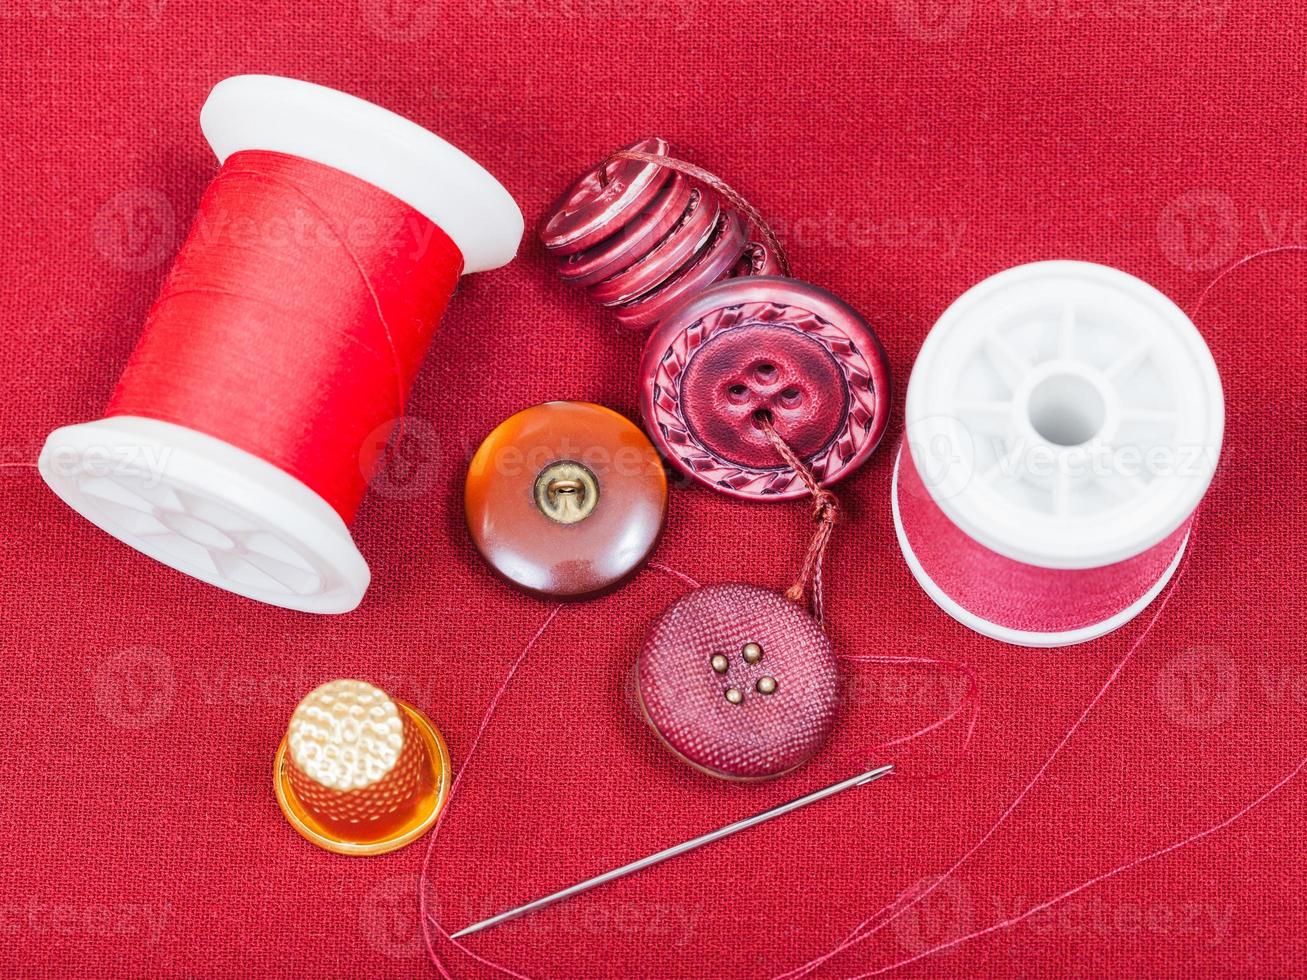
711,653 -> 729,674
638,276 -> 892,501
756,676 -> 778,695
724,687 -> 744,705
742,641 -> 763,664
466,401 -> 667,598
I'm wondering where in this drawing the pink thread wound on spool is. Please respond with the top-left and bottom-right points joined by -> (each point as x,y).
894,261 -> 1224,647
636,584 -> 839,780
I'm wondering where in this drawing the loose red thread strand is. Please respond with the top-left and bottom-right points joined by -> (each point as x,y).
838,652 -> 982,782
770,247 -> 1307,978
419,248 -> 1307,978
1188,244 -> 1307,319
772,550 -> 1194,980
602,148 -> 792,278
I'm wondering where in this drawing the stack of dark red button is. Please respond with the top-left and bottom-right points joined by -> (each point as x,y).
540,137 -> 781,331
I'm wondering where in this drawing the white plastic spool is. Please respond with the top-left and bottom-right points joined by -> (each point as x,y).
39,76 -> 524,614
894,261 -> 1224,646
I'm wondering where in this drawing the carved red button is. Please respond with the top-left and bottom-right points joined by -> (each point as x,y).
612,210 -> 748,332
636,584 -> 839,780
589,187 -> 721,307
540,137 -> 671,256
555,173 -> 694,288
465,402 -> 667,598
638,277 -> 891,500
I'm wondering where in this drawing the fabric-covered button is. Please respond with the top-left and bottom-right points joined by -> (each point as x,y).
465,401 -> 667,598
639,276 -> 891,500
636,583 -> 839,780
540,137 -> 671,256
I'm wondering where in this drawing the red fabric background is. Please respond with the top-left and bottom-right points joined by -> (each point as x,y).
2,2 -> 1305,976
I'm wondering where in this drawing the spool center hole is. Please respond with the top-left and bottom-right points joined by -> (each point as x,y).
1027,373 -> 1106,446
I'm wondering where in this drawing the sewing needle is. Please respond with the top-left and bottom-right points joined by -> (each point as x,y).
451,762 -> 894,940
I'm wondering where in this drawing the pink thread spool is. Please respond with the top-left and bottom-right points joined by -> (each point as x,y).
893,261 -> 1224,647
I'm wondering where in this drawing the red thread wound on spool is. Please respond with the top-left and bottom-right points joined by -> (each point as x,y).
105,150 -> 463,523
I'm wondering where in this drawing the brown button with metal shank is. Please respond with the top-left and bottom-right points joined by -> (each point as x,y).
465,401 -> 668,598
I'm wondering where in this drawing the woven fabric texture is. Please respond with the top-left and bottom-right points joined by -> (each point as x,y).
2,2 -> 1305,977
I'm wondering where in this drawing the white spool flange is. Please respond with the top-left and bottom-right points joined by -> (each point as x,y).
895,260 -> 1224,646
38,76 -> 524,614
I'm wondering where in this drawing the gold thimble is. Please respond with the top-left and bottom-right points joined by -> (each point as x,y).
273,679 -> 450,855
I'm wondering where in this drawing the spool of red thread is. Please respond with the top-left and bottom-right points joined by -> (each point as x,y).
38,76 -> 523,613
893,261 -> 1224,646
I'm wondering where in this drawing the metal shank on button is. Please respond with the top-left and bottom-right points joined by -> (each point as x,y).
534,460 -> 599,525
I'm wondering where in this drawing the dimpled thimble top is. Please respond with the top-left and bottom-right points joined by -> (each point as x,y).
636,584 -> 839,780
276,678 -> 449,854
287,680 -> 407,792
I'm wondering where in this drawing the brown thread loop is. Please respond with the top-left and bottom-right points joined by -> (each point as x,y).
759,415 -> 837,624
599,147 -> 792,278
